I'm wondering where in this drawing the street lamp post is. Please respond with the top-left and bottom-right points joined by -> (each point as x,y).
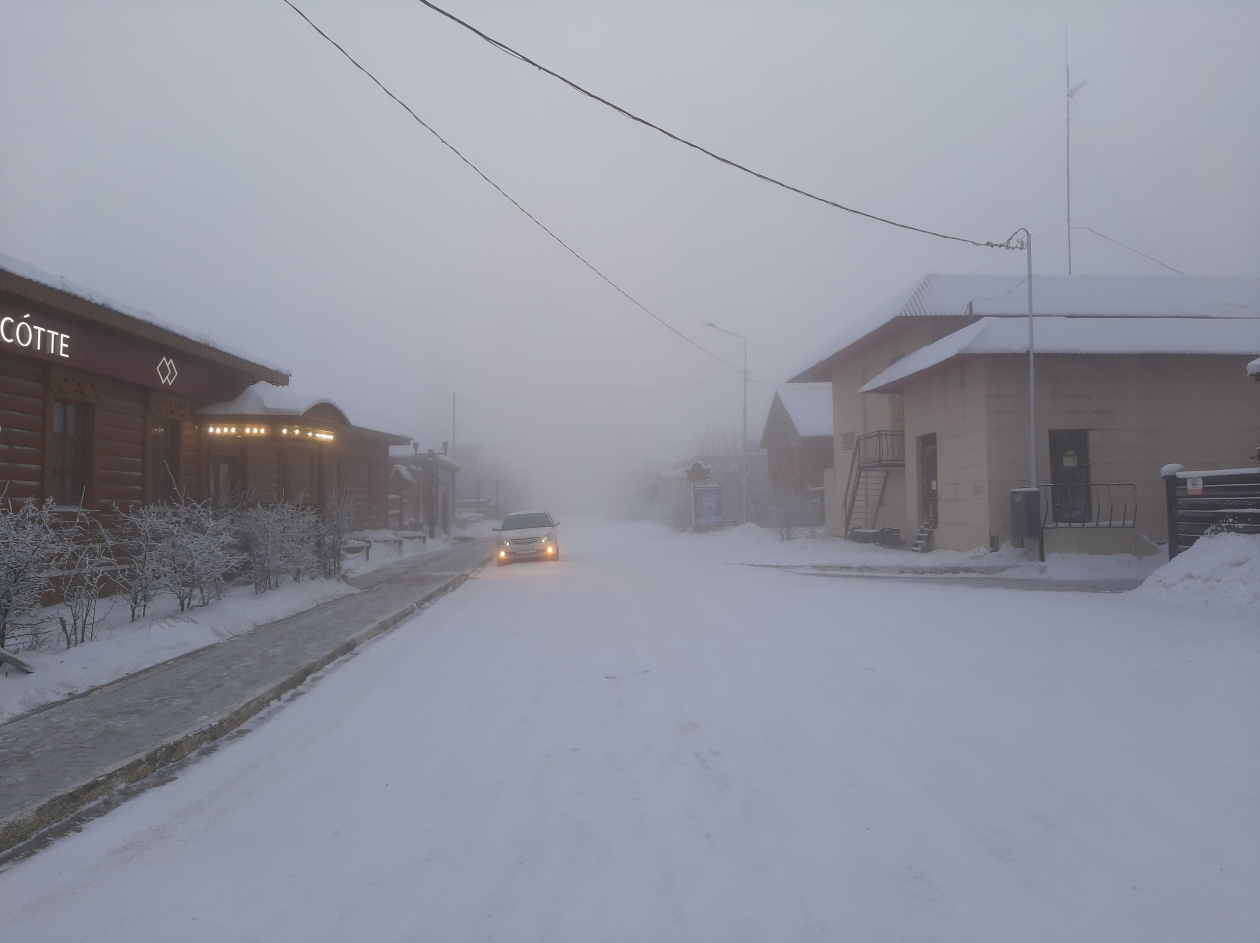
704,321 -> 748,525
1010,229 -> 1036,488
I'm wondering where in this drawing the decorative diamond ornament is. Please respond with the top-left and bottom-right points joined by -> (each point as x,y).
156,356 -> 178,386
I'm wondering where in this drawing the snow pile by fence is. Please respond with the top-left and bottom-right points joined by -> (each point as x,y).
1136,532 -> 1260,610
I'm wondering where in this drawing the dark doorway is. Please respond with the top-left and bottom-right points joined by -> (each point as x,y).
151,420 -> 181,503
209,455 -> 240,505
918,433 -> 938,525
1049,429 -> 1091,523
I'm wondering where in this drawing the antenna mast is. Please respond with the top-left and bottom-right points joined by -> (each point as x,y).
1066,29 -> 1072,274
1065,31 -> 1087,274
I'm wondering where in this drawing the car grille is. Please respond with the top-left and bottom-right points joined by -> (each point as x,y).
509,536 -> 542,545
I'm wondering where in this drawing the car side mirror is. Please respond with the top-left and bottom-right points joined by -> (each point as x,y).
552,521 -> 560,527
492,527 -> 500,532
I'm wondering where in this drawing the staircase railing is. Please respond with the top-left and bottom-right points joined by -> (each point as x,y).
1039,482 -> 1137,529
843,430 -> 905,535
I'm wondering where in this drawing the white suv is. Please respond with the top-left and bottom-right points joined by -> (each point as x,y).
495,511 -> 560,565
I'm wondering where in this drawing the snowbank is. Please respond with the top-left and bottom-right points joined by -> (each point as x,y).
0,579 -> 356,723
675,521 -> 1162,580
1136,532 -> 1260,611
339,520 -> 497,579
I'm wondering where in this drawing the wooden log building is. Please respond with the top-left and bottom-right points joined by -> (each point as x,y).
0,256 -> 406,528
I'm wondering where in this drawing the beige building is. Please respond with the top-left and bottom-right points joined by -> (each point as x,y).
792,274 -> 1260,554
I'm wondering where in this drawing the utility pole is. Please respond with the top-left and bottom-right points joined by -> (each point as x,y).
704,322 -> 749,524
1021,230 -> 1036,488
451,393 -> 457,504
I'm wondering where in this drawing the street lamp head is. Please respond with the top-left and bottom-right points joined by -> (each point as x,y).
703,321 -> 716,328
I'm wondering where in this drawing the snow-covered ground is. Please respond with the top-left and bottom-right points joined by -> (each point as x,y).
0,524 -> 496,723
0,519 -> 1255,942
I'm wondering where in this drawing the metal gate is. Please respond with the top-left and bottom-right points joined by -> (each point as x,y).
1163,467 -> 1260,558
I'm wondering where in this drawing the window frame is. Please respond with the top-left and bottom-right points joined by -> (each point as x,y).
49,398 -> 92,508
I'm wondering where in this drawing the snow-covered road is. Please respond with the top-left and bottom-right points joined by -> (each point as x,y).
0,520 -> 1256,942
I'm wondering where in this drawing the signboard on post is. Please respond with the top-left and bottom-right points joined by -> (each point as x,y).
1186,477 -> 1204,496
692,484 -> 722,531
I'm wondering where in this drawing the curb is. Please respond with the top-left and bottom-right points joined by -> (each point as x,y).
0,565 -> 479,855
740,562 -> 1019,575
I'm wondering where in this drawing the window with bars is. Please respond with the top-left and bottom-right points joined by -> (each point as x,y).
52,400 -> 86,506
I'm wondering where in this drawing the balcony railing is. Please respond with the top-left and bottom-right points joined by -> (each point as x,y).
853,430 -> 905,469
1039,482 -> 1137,529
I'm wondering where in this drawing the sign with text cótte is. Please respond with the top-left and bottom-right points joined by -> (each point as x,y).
0,298 -> 208,399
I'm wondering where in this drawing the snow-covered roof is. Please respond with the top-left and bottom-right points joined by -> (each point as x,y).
775,383 -> 833,438
195,382 -> 350,422
391,447 -> 459,471
0,253 -> 289,381
391,464 -> 416,483
792,274 -> 1260,381
860,317 -> 1260,393
1249,357 -> 1260,377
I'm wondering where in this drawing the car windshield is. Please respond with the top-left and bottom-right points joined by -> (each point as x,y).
501,512 -> 552,530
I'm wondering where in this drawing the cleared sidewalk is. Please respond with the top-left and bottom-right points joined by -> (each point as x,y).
0,538 -> 491,854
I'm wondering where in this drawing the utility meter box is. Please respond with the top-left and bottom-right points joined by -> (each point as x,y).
1010,488 -> 1042,540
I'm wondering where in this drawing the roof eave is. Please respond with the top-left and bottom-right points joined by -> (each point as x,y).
860,353 -> 973,394
347,426 -> 413,446
0,270 -> 289,387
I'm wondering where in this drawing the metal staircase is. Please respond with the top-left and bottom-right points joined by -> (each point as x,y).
910,520 -> 936,553
842,431 -> 905,537
847,468 -> 890,530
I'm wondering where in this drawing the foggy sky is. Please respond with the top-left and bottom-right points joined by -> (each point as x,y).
2,1 -> 1258,512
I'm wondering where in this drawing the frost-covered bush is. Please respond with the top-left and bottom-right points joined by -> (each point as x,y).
0,498 -> 64,651
114,502 -> 174,621
319,480 -> 358,579
56,507 -> 114,648
161,494 -> 243,610
280,502 -> 321,583
239,501 -> 320,593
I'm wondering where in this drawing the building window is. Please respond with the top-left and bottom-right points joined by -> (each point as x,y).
52,401 -> 86,506
152,420 -> 181,503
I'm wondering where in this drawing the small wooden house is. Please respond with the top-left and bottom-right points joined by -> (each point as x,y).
195,384 -> 410,530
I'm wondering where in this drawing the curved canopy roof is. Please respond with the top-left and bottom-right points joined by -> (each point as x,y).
195,382 -> 350,424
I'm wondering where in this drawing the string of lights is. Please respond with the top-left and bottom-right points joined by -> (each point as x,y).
279,0 -> 740,372
412,0 -> 1022,252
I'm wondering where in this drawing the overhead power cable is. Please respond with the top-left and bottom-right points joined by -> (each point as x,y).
454,370 -> 741,403
1072,226 -> 1184,274
280,0 -> 738,371
412,0 -> 1020,252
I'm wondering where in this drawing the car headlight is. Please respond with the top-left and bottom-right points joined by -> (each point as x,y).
499,538 -> 511,546
540,534 -> 552,543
